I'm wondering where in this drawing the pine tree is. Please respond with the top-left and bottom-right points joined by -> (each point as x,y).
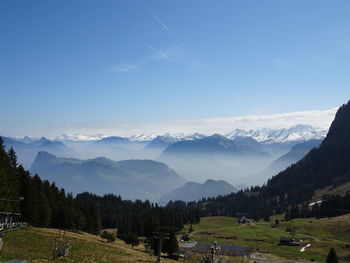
326,248 -> 339,263
162,231 -> 179,256
8,147 -> 17,168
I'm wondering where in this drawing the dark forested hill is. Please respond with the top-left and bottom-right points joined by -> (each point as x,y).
30,151 -> 186,201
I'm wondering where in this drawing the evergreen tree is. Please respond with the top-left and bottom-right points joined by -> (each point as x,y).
162,231 -> 179,256
8,147 -> 17,168
326,248 -> 339,263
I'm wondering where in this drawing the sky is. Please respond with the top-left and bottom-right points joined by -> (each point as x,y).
0,0 -> 349,138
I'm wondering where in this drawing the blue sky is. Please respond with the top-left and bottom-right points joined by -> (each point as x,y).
0,0 -> 349,137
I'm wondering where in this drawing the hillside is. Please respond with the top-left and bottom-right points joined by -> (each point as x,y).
30,151 -> 186,201
0,227 -> 176,263
184,215 -> 350,262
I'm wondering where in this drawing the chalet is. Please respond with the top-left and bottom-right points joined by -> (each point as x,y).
279,236 -> 302,246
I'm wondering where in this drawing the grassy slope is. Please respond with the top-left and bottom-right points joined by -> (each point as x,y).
0,227 -> 176,263
183,216 -> 350,263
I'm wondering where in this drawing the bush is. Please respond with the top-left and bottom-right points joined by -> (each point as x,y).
124,234 -> 140,248
101,230 -> 115,243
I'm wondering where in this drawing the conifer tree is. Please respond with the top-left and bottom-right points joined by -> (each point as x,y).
8,147 -> 17,168
162,231 -> 179,256
326,248 -> 339,263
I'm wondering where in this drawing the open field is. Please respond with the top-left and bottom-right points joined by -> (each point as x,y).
0,227 -> 176,263
1,215 -> 350,263
276,214 -> 350,243
182,216 -> 350,263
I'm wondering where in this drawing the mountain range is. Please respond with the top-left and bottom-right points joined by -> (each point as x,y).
159,179 -> 238,203
2,124 -> 328,188
30,151 -> 186,201
145,135 -> 179,149
225,124 -> 327,143
53,124 -> 326,143
2,136 -> 75,169
94,136 -> 131,145
161,134 -> 271,158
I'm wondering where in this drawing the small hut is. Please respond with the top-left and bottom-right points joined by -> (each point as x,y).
279,236 -> 301,246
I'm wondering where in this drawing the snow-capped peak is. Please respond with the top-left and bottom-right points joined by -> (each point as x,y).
128,132 -> 206,142
225,124 -> 327,144
54,133 -> 106,141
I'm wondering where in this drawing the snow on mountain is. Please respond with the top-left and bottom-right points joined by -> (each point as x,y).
44,125 -> 325,144
225,124 -> 327,144
129,133 -> 206,142
128,133 -> 158,142
54,133 -> 106,141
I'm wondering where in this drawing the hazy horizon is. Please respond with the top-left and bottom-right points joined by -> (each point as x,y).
1,106 -> 338,139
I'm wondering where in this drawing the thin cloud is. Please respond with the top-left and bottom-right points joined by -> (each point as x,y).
139,0 -> 185,47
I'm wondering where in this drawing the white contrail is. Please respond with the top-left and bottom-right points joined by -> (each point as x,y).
146,44 -> 173,61
139,0 -> 185,47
